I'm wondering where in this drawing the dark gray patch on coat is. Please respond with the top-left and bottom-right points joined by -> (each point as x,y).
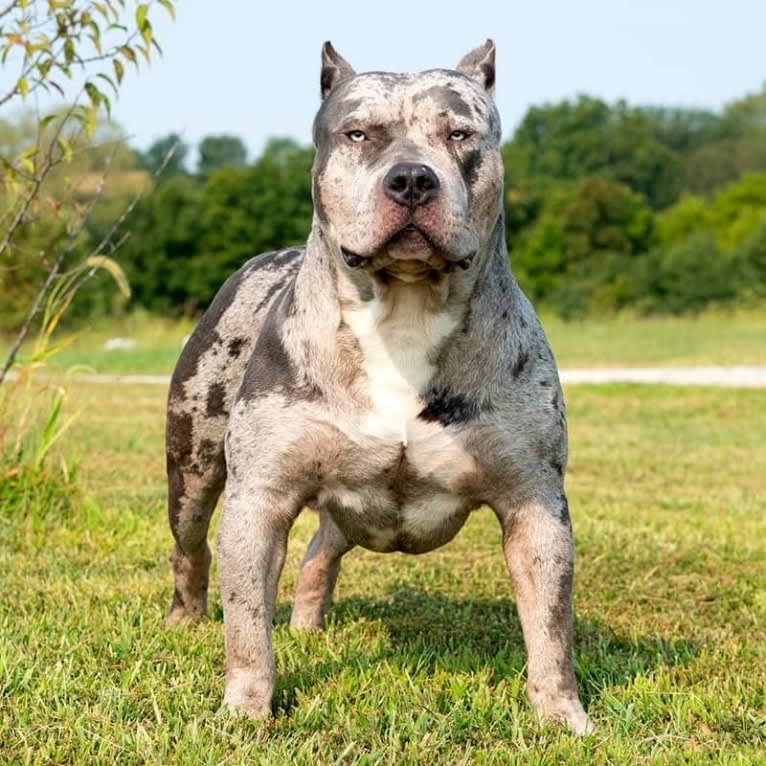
166,409 -> 193,461
418,384 -> 483,426
511,348 -> 529,379
546,564 -> 573,641
250,275 -> 290,317
312,175 -> 328,224
271,249 -> 303,269
479,63 -> 495,92
227,337 -> 247,359
172,328 -> 223,392
313,95 -> 364,146
166,456 -> 185,533
240,281 -> 323,403
552,390 -> 567,428
460,148 -> 484,190
251,248 -> 303,273
206,382 -> 227,417
413,85 -> 474,120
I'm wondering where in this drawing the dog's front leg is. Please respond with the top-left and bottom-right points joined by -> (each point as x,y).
495,494 -> 594,735
218,483 -> 301,717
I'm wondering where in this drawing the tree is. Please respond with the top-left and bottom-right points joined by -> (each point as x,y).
505,96 -> 682,209
197,134 -> 248,177
640,106 -> 725,155
136,132 -> 189,177
118,138 -> 314,311
679,86 -> 766,195
118,175 -> 204,311
192,139 -> 313,305
512,177 -> 653,315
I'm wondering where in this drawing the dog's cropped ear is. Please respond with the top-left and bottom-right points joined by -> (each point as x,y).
456,39 -> 496,95
321,42 -> 356,99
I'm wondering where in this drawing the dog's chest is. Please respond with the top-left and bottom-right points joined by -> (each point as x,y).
318,294 -> 476,552
341,292 -> 454,444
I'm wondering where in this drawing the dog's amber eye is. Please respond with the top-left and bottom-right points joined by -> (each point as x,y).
449,130 -> 470,142
346,130 -> 367,143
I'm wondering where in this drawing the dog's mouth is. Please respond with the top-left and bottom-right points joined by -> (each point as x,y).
341,223 -> 474,281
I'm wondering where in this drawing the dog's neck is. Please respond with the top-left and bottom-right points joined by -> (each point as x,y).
286,215 -> 513,392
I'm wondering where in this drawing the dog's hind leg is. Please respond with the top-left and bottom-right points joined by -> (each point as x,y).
165,409 -> 226,626
290,511 -> 353,629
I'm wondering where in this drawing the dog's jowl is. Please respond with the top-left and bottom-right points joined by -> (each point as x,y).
164,40 -> 593,734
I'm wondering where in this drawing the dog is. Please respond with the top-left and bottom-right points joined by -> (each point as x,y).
164,40 -> 592,735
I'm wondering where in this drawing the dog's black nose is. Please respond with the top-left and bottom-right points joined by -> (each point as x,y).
383,162 -> 440,208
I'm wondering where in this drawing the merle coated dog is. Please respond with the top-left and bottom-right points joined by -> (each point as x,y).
164,40 -> 592,734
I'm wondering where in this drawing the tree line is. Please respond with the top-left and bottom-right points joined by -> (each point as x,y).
2,85 -> 766,328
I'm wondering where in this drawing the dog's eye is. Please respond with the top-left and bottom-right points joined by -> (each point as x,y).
449,129 -> 470,142
346,130 -> 367,143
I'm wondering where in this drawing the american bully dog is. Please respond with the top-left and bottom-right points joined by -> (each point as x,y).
164,40 -> 593,734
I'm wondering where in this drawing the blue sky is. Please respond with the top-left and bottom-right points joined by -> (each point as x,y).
109,0 -> 766,160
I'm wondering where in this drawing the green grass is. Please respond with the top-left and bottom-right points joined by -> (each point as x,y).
2,309 -> 764,376
2,382 -> 765,764
1,312 -> 194,376
542,310 -> 766,368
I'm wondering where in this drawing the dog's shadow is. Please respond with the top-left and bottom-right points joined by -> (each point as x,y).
268,587 -> 699,712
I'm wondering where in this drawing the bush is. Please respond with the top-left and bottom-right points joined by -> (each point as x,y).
513,177 -> 653,315
117,138 -> 314,313
633,232 -> 742,315
735,222 -> 766,298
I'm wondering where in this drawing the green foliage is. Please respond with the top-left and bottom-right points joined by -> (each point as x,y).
505,96 -> 682,209
681,85 -> 766,195
0,418 -> 79,528
0,1 -> 175,548
737,222 -> 766,293
4,69 -> 766,325
641,106 -> 726,155
634,233 -> 741,315
513,177 -> 653,315
707,172 -> 766,251
118,174 -> 204,311
119,138 -> 314,311
135,132 -> 189,177
197,134 -> 248,177
503,88 -> 766,316
0,459 -> 78,541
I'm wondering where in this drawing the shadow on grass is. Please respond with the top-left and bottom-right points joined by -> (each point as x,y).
271,586 -> 699,712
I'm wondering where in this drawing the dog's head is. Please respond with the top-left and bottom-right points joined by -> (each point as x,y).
312,41 -> 503,283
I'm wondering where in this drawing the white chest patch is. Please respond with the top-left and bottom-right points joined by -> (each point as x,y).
327,286 -> 478,552
342,288 -> 458,446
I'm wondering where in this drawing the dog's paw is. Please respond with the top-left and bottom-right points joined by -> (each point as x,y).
289,609 -> 325,631
529,686 -> 595,736
222,670 -> 274,719
561,705 -> 595,736
165,604 -> 205,628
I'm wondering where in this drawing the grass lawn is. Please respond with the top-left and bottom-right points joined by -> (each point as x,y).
2,309 -> 764,376
2,381 -> 765,764
542,310 -> 766,368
